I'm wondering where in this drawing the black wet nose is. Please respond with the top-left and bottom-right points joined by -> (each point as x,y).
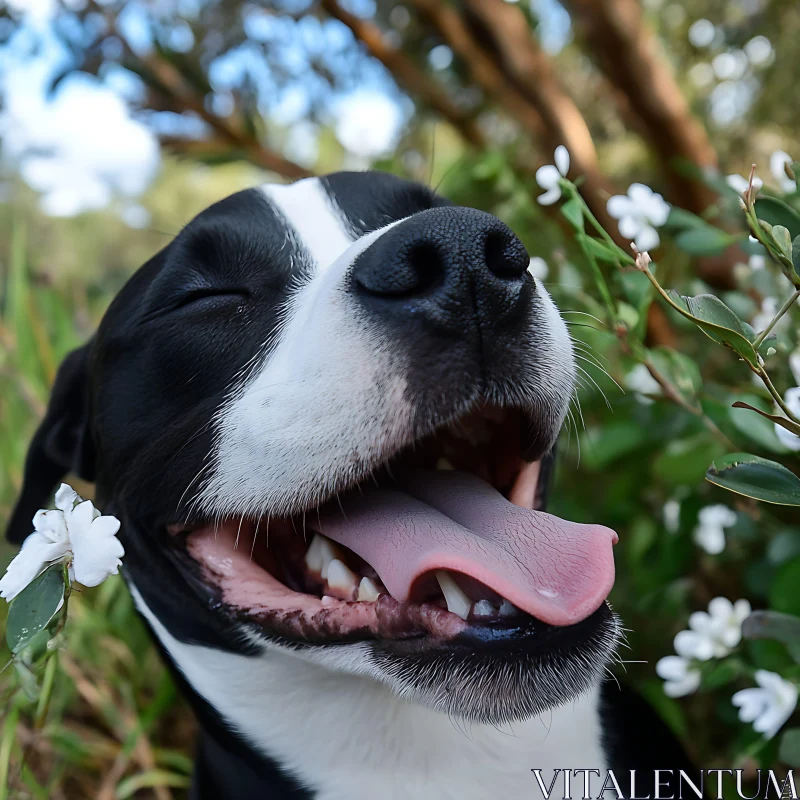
350,207 -> 531,332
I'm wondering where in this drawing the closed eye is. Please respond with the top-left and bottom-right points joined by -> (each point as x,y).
171,288 -> 249,310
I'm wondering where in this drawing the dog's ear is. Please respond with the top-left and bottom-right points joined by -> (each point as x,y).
6,343 -> 96,544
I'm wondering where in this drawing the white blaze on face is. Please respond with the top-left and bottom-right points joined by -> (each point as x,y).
200,179 -> 413,520
262,179 -> 353,273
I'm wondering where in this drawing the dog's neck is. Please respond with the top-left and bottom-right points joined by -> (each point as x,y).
132,584 -> 608,800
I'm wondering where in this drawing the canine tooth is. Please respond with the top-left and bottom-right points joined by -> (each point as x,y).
435,570 -> 471,621
473,599 -> 495,618
358,577 -> 381,602
327,559 -> 357,591
304,534 -> 324,573
436,458 -> 455,471
499,600 -> 518,617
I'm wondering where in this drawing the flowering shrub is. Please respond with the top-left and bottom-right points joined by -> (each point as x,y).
528,147 -> 800,765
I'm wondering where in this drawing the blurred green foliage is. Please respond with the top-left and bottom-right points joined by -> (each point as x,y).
2,0 -> 800,795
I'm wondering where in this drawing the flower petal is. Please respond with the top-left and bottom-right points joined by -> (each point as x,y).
537,186 -> 562,206
708,597 -> 734,620
726,174 -> 750,195
535,164 -> 560,190
664,671 -> 700,698
54,483 -> 79,513
606,195 -> 634,220
656,655 -> 689,681
554,145 -> 570,177
68,500 -> 96,534
694,524 -> 725,554
674,630 -> 714,660
733,599 -> 752,623
32,509 -> 68,541
70,514 -> 124,588
617,215 -> 640,240
627,183 -> 655,204
635,225 -> 660,252
732,688 -> 767,722
0,533 -> 70,601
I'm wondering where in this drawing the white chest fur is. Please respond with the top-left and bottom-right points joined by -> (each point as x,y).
132,586 -> 607,799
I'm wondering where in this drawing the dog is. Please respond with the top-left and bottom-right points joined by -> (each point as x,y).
7,172 -> 689,799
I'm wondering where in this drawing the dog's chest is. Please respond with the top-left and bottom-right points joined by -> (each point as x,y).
135,586 -> 606,800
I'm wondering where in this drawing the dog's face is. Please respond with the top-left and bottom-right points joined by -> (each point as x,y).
8,172 -> 619,726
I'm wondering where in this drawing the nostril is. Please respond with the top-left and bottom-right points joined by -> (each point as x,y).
484,230 -> 529,280
405,241 -> 446,295
354,240 -> 447,298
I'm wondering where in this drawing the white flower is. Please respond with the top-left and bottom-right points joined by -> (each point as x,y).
656,655 -> 701,697
624,363 -> 661,404
726,173 -> 762,196
733,670 -> 798,739
748,253 -> 766,271
693,505 -> 737,554
770,150 -> 797,193
535,146 -> 570,205
775,387 -> 800,452
0,484 -> 123,602
688,597 -> 751,659
527,256 -> 549,280
607,183 -> 671,252
663,499 -> 681,533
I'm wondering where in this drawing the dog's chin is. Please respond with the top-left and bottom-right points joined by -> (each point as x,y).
168,403 -> 620,721
364,603 -> 620,724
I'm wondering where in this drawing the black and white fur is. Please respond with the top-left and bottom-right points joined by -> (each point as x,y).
7,172 -> 689,799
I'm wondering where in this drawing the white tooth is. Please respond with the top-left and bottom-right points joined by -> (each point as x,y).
435,570 -> 472,621
436,458 -> 455,471
473,599 -> 495,618
304,534 -> 325,573
358,577 -> 381,602
319,537 -> 342,580
321,595 -> 338,607
327,559 -> 357,592
499,600 -> 518,617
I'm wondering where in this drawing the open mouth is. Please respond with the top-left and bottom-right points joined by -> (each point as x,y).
173,405 -> 617,647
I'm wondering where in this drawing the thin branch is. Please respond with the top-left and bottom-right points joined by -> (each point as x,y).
753,289 -> 800,348
320,0 -> 487,148
456,0 -> 619,232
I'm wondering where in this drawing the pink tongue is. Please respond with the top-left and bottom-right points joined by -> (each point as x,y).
316,470 -> 617,627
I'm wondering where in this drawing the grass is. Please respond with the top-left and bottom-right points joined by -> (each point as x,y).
0,220 -> 195,799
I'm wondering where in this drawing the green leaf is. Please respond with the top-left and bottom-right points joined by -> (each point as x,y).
771,559 -> 800,617
6,565 -> 66,654
703,660 -> 743,689
662,206 -> 709,231
706,453 -> 800,505
742,610 -> 800,645
755,196 -> 800,240
665,292 -> 759,367
779,729 -> 800,768
793,235 -> 800,273
674,227 -> 734,256
579,235 -> 620,264
773,225 -> 793,258
648,346 -> 702,405
561,198 -> 584,231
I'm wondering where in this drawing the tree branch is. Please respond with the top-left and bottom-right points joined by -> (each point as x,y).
320,0 -> 487,148
562,0 -> 718,216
